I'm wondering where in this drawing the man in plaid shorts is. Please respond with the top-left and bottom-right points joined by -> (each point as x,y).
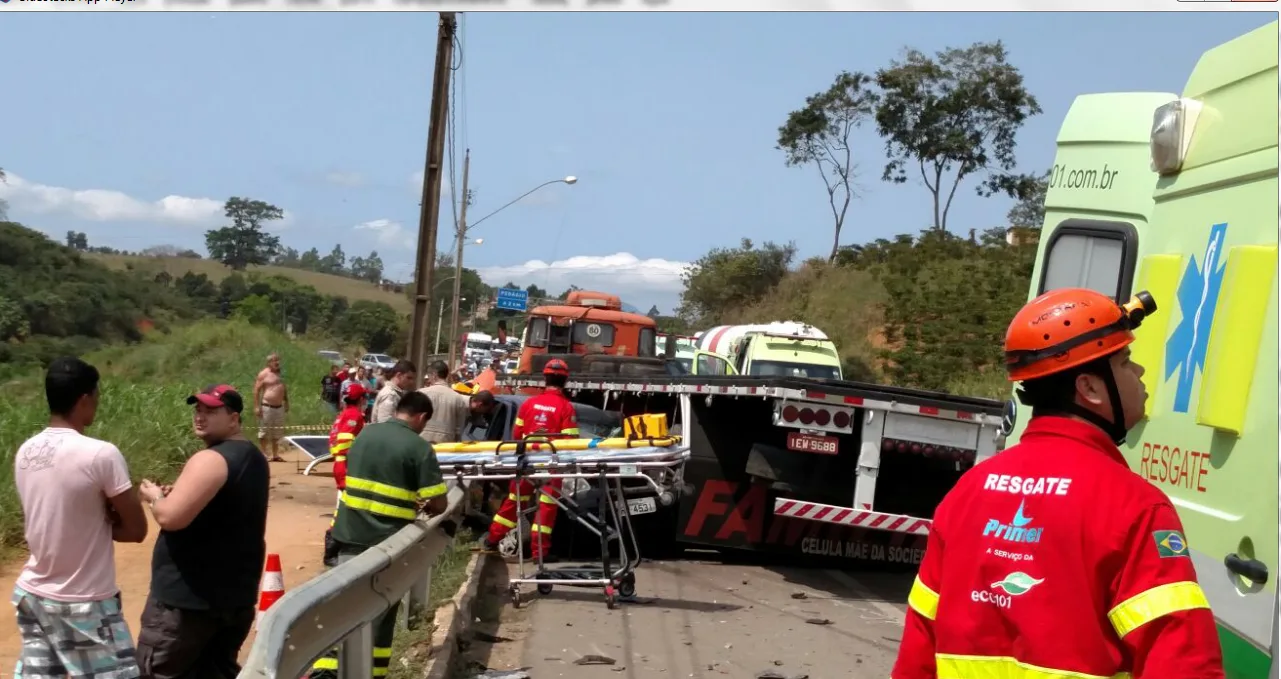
12,357 -> 150,678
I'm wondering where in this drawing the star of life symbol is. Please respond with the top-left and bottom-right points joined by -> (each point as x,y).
1165,223 -> 1227,413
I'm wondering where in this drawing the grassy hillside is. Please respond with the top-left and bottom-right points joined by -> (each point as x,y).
0,319 -> 336,548
91,253 -> 411,314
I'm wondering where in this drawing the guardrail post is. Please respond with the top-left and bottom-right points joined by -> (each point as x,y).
404,566 -> 432,631
339,623 -> 375,679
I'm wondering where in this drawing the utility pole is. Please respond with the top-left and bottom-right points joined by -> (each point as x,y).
407,12 -> 457,388
433,298 -> 445,354
447,148 -> 471,370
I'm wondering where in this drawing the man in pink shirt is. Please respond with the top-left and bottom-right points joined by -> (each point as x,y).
12,357 -> 149,679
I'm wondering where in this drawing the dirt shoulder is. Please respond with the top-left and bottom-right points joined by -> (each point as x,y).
0,455 -> 338,667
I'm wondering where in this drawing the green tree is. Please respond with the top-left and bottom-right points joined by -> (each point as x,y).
557,285 -> 582,300
350,250 -> 384,283
320,244 -> 346,275
233,294 -> 277,327
64,231 -> 88,251
205,197 -> 284,270
299,247 -> 322,271
274,246 -> 301,267
1006,169 -> 1050,228
874,40 -> 1042,232
777,71 -> 880,261
341,300 -> 401,353
678,238 -> 796,326
525,284 -> 547,300
0,295 -> 30,342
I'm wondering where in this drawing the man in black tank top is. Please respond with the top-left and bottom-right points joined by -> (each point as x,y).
134,385 -> 270,679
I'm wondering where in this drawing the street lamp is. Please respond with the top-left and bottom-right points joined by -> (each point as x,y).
447,151 -> 576,367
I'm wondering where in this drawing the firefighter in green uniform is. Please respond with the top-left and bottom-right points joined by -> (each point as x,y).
308,390 -> 450,679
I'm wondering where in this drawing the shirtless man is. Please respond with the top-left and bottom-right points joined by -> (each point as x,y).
253,353 -> 289,461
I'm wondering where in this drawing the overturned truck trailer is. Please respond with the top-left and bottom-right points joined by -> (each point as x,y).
498,368 -> 1006,570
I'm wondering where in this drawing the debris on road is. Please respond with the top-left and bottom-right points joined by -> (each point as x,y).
473,631 -> 513,643
574,654 -> 618,666
471,670 -> 531,679
791,592 -> 808,600
804,617 -> 833,626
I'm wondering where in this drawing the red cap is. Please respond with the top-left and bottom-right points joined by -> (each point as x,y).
186,384 -> 244,413
543,359 -> 570,377
343,382 -> 368,402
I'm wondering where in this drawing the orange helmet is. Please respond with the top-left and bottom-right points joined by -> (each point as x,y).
1004,288 -> 1156,382
543,359 -> 570,377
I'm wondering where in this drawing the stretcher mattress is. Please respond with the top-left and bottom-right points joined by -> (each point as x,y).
283,435 -> 687,466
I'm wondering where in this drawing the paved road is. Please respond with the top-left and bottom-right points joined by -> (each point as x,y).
464,557 -> 915,679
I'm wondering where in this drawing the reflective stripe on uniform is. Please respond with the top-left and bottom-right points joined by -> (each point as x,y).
539,493 -> 557,505
1107,581 -> 1210,638
561,427 -> 580,435
492,514 -> 517,528
907,576 -> 939,621
935,654 -> 1131,679
418,482 -> 448,499
514,417 -> 525,427
342,476 -> 419,520
509,493 -> 531,502
312,658 -> 338,670
530,523 -> 552,534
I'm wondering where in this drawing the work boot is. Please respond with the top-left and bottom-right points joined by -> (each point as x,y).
323,529 -> 340,568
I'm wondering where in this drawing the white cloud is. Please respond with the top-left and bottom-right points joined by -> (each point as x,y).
354,218 -> 416,250
476,252 -> 691,305
0,172 -> 294,229
324,171 -> 365,188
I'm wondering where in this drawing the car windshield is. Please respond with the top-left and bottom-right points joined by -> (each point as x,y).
749,360 -> 841,380
371,355 -> 392,362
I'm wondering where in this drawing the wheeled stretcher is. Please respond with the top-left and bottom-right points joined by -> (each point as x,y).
438,437 -> 690,609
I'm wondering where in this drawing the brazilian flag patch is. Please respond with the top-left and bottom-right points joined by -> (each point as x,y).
1154,530 -> 1189,558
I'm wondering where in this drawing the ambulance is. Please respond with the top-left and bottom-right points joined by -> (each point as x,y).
1005,21 -> 1278,679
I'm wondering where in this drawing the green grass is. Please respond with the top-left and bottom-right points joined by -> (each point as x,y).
89,253 -> 412,314
0,319 -> 338,548
389,530 -> 475,679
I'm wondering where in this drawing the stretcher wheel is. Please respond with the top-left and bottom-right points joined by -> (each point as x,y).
537,583 -> 554,595
618,575 -> 636,599
605,585 -> 617,610
509,585 -> 522,609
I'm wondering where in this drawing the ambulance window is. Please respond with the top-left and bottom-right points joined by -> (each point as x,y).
1037,220 -> 1138,302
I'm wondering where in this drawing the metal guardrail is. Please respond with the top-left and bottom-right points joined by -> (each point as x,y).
237,483 -> 468,679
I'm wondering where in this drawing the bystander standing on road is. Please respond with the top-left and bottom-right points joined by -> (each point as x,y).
307,391 -> 448,679
135,385 -> 269,679
320,365 -> 342,414
418,360 -> 469,443
339,367 -> 358,402
371,360 -> 417,424
12,357 -> 149,679
253,353 -> 289,462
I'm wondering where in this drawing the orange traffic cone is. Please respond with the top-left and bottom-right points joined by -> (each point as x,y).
255,553 -> 285,630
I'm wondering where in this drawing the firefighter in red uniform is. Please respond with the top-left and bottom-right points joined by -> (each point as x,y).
891,287 -> 1224,679
478,359 -> 580,561
323,382 -> 367,567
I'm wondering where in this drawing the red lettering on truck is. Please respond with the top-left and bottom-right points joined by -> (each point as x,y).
1139,441 -> 1209,493
683,479 -> 766,543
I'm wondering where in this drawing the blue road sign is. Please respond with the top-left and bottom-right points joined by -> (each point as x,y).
495,287 -> 529,312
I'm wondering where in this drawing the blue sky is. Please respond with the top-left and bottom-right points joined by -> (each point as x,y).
0,11 -> 1271,313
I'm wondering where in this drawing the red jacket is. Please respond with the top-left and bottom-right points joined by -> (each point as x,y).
327,405 -> 365,490
512,387 -> 579,440
893,416 -> 1224,679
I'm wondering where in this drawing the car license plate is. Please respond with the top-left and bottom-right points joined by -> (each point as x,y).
617,498 -> 657,516
787,432 -> 839,455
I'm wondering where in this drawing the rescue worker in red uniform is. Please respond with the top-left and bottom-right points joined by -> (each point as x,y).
891,287 -> 1224,679
478,359 -> 580,561
323,382 -> 367,567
